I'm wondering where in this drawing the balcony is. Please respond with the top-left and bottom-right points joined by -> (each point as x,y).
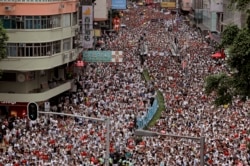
0,50 -> 77,71
0,80 -> 72,103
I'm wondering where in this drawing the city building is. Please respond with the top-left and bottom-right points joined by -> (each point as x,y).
221,0 -> 249,29
0,0 -> 81,117
189,0 -> 223,33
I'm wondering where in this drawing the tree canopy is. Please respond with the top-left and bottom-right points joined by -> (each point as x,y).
204,1 -> 250,106
0,21 -> 8,60
229,0 -> 250,11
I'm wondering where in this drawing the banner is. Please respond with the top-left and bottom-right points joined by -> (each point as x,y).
113,16 -> 121,31
111,0 -> 127,10
82,5 -> 93,48
136,99 -> 159,129
82,51 -> 123,62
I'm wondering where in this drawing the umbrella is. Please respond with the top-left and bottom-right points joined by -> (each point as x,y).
211,52 -> 224,59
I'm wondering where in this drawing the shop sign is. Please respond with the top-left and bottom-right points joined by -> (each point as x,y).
82,6 -> 94,48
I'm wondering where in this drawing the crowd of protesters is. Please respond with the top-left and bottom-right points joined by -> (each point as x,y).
0,2 -> 249,166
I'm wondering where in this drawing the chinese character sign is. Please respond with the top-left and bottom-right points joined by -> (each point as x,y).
82,6 -> 93,48
82,51 -> 123,62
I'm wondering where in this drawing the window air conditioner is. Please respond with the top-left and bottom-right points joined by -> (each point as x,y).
59,4 -> 64,9
76,2 -> 81,8
4,15 -> 11,19
16,17 -> 23,21
5,6 -> 12,11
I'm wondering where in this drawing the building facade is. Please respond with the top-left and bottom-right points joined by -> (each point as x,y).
222,0 -> 248,29
190,0 -> 223,33
0,0 -> 81,117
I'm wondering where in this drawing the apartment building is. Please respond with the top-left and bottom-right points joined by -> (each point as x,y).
0,0 -> 81,117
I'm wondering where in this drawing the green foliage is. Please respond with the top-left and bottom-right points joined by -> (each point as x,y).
205,26 -> 250,104
142,69 -> 150,81
229,0 -> 250,11
205,73 -> 234,106
221,25 -> 240,47
0,21 -> 8,60
141,69 -> 165,129
228,28 -> 250,100
147,90 -> 165,128
205,0 -> 250,106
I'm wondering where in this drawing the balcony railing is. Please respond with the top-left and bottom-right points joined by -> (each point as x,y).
0,80 -> 72,103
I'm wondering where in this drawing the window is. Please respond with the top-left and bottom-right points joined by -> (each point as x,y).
72,12 -> 77,25
52,41 -> 61,54
62,14 -> 71,27
63,38 -> 71,51
34,43 -> 41,56
1,16 -> 12,29
41,42 -> 52,56
7,43 -> 18,57
1,14 -> 61,29
51,15 -> 61,28
25,16 -> 33,29
34,16 -> 41,29
15,16 -> 24,29
6,40 -> 64,57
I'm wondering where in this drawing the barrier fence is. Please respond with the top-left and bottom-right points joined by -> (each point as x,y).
136,98 -> 159,129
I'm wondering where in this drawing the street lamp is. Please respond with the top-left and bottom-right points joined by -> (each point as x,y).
134,129 -> 205,166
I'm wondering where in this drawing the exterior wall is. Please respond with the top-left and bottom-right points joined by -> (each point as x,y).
0,81 -> 72,102
7,26 -> 77,43
0,1 -> 78,15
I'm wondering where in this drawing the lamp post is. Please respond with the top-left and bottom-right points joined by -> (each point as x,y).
134,129 -> 205,166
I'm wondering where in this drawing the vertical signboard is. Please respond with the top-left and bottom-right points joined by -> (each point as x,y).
111,0 -> 127,10
82,5 -> 94,48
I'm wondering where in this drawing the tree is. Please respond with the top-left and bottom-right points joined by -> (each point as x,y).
0,21 -> 8,60
229,0 -> 250,11
0,21 -> 8,79
204,1 -> 250,106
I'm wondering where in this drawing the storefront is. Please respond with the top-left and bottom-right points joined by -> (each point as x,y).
0,101 -> 28,119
